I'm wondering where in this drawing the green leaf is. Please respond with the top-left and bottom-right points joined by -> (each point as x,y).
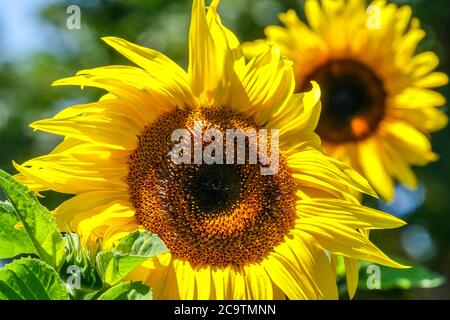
116,230 -> 168,257
0,257 -> 69,300
0,201 -> 16,215
0,170 -> 65,268
79,289 -> 103,300
358,258 -> 446,290
0,202 -> 37,258
97,281 -> 152,300
95,231 -> 167,286
59,233 -> 102,291
96,252 -> 148,286
115,230 -> 141,253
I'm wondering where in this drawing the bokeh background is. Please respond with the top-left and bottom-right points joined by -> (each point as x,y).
0,0 -> 448,299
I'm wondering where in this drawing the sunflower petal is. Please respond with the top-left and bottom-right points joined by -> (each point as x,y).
383,120 -> 438,163
30,107 -> 142,150
237,46 -> 295,125
173,260 -> 196,300
14,144 -> 128,194
295,223 -> 407,268
266,83 -> 321,143
292,234 -> 338,299
296,198 -> 406,229
289,149 -> 377,198
261,253 -> 309,300
344,257 -> 359,299
243,264 -> 273,300
53,75 -> 168,121
102,36 -> 195,106
358,138 -> 394,201
211,267 -> 233,300
188,0 -> 218,104
193,266 -> 211,299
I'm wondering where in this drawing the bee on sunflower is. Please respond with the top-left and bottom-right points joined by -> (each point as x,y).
14,0 -> 406,299
243,0 -> 448,201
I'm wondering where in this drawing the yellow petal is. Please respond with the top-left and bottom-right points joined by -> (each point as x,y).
267,82 -> 321,142
243,264 -> 273,300
409,52 -> 439,79
357,138 -> 394,201
230,267 -> 246,300
188,0 -> 218,104
211,267 -> 233,299
261,253 -> 309,300
54,190 -> 132,226
394,88 -> 446,108
295,223 -> 407,268
376,139 -> 418,188
286,234 -> 338,299
296,198 -> 406,230
414,72 -> 448,88
237,46 -> 295,125
193,266 -> 212,299
30,107 -> 142,150
344,257 -> 359,299
13,173 -> 48,193
14,143 -> 128,194
273,240 -> 318,299
241,40 -> 271,60
173,259 -> 196,300
392,107 -> 448,133
305,0 -> 325,32
53,75 -> 166,122
288,149 -> 377,198
102,36 -> 195,106
138,255 -> 180,299
383,120 -> 437,162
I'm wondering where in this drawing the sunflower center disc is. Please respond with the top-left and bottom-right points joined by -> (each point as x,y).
127,108 -> 296,267
303,59 -> 386,143
186,164 -> 242,215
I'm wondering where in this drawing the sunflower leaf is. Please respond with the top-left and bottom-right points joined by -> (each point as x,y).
0,257 -> 69,300
0,201 -> 16,216
115,230 -> 141,253
96,252 -> 148,286
116,230 -> 168,257
0,170 -> 65,268
358,258 -> 446,290
97,281 -> 152,300
0,201 -> 37,259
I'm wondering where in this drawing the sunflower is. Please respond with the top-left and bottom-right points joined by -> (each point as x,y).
243,0 -> 448,201
14,0 -> 405,300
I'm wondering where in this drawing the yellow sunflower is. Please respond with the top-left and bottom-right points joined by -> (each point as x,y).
243,0 -> 448,201
14,0 -> 405,299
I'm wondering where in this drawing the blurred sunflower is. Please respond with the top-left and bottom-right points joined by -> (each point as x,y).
14,0 -> 405,299
243,0 -> 448,200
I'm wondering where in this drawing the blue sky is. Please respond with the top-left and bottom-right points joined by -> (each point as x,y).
0,0 -> 57,61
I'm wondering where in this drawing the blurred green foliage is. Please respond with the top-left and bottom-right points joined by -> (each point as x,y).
0,0 -> 448,299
